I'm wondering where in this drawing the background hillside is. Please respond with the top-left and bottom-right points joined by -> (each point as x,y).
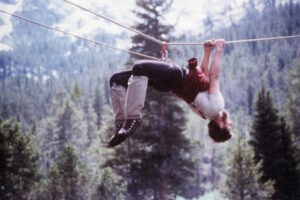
0,0 -> 299,199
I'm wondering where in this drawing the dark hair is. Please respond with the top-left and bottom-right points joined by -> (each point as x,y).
188,57 -> 197,70
208,120 -> 232,142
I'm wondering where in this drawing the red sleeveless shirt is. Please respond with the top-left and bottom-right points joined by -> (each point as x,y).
172,67 -> 209,103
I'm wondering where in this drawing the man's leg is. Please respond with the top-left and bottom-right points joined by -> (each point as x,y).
118,60 -> 174,135
108,71 -> 131,147
116,75 -> 147,137
110,60 -> 177,147
109,70 -> 132,123
110,84 -> 127,130
124,75 -> 148,120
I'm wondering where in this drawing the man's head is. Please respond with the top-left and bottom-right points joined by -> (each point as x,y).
208,110 -> 233,142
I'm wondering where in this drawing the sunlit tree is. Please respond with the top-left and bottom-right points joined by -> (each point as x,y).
224,134 -> 274,200
249,84 -> 299,200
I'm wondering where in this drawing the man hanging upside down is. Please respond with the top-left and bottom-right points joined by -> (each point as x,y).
108,39 -> 233,147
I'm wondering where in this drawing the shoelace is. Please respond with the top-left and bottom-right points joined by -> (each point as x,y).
128,120 -> 137,132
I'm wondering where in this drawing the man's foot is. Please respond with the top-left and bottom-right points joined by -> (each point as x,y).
108,118 -> 141,147
108,120 -> 124,147
115,120 -> 124,134
118,118 -> 142,136
108,133 -> 127,147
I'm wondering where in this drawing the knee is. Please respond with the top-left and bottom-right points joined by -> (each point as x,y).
109,73 -> 119,87
132,61 -> 146,76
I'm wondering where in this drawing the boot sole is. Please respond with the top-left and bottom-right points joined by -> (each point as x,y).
108,134 -> 127,147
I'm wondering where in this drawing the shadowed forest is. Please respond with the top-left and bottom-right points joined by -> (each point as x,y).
0,0 -> 300,199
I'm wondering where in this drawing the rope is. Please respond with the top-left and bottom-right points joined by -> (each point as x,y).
1,8 -> 300,60
167,34 -> 300,45
0,10 -> 160,61
226,35 -> 300,44
61,0 -> 300,46
62,0 -> 163,46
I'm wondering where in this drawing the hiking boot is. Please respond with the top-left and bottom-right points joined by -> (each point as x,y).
118,118 -> 142,136
115,120 -> 124,134
108,119 -> 142,148
108,120 -> 125,147
108,133 -> 127,147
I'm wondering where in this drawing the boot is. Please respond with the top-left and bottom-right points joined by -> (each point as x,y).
108,120 -> 126,147
118,75 -> 148,136
108,85 -> 127,147
108,119 -> 142,147
118,118 -> 142,136
109,75 -> 148,147
114,119 -> 124,134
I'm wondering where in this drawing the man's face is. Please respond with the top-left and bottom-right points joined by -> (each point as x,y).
221,110 -> 233,132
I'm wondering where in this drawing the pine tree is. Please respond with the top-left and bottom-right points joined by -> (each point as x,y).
53,145 -> 90,199
94,168 -> 127,200
287,59 -> 300,180
38,91 -> 88,170
82,94 -> 106,180
130,0 -> 173,59
103,1 -> 197,199
288,59 -> 300,142
83,95 -> 98,146
224,134 -> 274,200
249,84 -> 300,200
94,82 -> 106,129
0,118 -> 39,199
31,145 -> 90,200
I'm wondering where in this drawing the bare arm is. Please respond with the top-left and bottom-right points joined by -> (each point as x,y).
208,39 -> 225,94
188,104 -> 207,119
200,40 -> 214,76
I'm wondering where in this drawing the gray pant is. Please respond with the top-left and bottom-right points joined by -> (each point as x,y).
126,75 -> 148,119
109,60 -> 183,121
110,75 -> 148,120
110,84 -> 126,121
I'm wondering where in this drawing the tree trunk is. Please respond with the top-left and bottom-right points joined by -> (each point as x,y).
160,176 -> 168,200
159,104 -> 168,200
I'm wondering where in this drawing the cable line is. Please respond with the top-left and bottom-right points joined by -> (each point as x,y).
167,35 -> 300,45
1,8 -> 300,60
0,10 -> 160,60
62,0 -> 163,46
61,0 -> 300,46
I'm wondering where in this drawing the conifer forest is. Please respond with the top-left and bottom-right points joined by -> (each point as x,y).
0,0 -> 300,199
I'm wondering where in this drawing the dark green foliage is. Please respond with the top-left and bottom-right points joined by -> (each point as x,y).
31,145 -> 90,200
126,93 -> 196,200
102,1 -> 198,199
94,82 -> 106,129
38,91 -> 89,170
288,59 -> 300,178
130,0 -> 173,59
0,0 -> 300,199
0,118 -> 39,199
288,59 -> 300,141
184,0 -> 300,117
249,84 -> 300,200
224,134 -> 274,200
49,145 -> 89,199
94,168 -> 127,200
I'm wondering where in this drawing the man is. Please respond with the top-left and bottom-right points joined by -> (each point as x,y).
108,39 -> 232,147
